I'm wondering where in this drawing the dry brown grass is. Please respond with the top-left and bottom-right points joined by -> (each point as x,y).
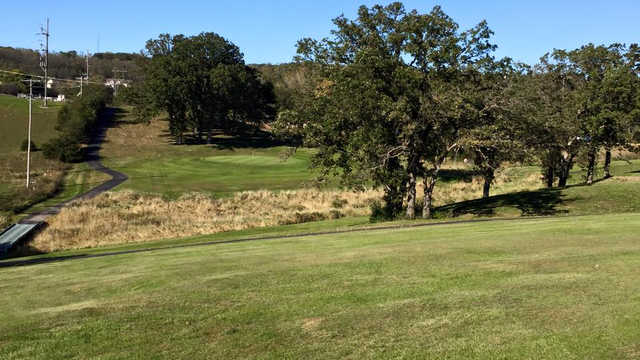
101,113 -> 173,160
0,152 -> 68,216
433,170 -> 542,205
31,188 -> 381,252
0,214 -> 9,229
30,168 -> 544,253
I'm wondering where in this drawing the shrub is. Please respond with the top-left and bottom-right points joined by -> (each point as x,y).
42,136 -> 83,163
369,200 -> 390,222
20,139 -> 37,152
331,198 -> 348,209
0,83 -> 21,96
329,209 -> 344,219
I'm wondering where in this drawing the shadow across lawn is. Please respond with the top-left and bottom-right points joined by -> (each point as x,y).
434,187 -> 572,218
438,169 -> 480,183
208,131 -> 287,150
157,126 -> 288,150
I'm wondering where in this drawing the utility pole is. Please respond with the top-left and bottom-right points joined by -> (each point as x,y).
38,18 -> 50,107
76,76 -> 84,96
22,79 -> 40,189
85,51 -> 90,81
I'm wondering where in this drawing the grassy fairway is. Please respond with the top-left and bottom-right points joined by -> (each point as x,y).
2,213 -> 640,359
106,147 -> 316,196
100,110 -> 318,196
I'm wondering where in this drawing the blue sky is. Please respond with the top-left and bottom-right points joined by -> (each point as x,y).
1,1 -> 638,64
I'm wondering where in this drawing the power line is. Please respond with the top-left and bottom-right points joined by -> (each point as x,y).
0,69 -> 103,85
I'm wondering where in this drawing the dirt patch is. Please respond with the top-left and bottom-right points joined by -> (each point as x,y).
301,317 -> 323,331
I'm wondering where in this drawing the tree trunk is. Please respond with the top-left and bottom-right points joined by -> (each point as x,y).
422,174 -> 438,219
405,155 -> 419,219
558,164 -> 569,188
604,148 -> 612,178
207,129 -> 212,145
406,170 -> 417,219
545,165 -> 555,188
558,153 -> 574,188
586,147 -> 597,185
381,158 -> 405,220
482,168 -> 494,199
197,127 -> 204,144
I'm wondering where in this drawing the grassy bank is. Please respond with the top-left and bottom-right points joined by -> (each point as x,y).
0,95 -> 67,223
25,159 -> 638,253
0,95 -> 61,154
2,213 -> 640,359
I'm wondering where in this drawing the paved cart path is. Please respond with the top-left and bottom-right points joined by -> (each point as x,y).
0,109 -> 127,253
21,108 -> 127,223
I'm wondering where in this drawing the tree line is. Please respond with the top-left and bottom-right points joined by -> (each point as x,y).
0,46 -> 144,95
272,3 -> 640,219
42,85 -> 113,162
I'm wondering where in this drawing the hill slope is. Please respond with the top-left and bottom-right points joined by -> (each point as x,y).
1,213 -> 640,359
0,94 -> 61,154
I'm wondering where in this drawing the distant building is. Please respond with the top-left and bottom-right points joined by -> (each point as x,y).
55,94 -> 66,102
104,79 -> 129,89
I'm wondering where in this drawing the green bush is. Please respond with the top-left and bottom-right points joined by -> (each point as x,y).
42,136 -> 83,163
331,198 -> 348,209
369,200 -> 390,222
44,85 -> 113,162
20,139 -> 37,152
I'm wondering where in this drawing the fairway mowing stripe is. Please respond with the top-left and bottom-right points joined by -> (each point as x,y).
0,214 -> 597,269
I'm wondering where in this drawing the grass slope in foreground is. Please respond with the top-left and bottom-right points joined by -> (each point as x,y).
1,213 -> 640,359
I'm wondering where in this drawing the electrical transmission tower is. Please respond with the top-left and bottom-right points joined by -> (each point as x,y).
38,18 -> 50,107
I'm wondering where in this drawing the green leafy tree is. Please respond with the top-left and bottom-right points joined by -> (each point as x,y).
141,33 -> 275,144
459,59 -> 528,198
519,52 -> 584,188
399,7 -> 497,218
276,3 -> 497,219
43,85 -> 112,162
564,44 -> 634,184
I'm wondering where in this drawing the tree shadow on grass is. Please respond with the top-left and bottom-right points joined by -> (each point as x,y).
208,132 -> 287,150
438,169 -> 480,183
434,187 -> 572,218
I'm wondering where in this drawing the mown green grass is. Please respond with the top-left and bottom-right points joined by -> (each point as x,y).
98,109 -> 322,197
105,147 -> 318,197
17,163 -> 110,217
435,171 -> 640,219
1,213 -> 640,359
0,94 -> 61,155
